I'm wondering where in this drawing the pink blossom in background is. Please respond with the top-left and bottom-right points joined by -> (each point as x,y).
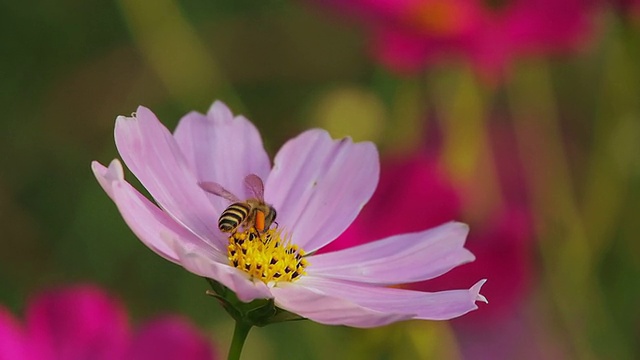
127,317 -> 216,360
0,285 -> 216,360
314,0 -> 598,79
0,307 -> 27,360
93,100 -> 487,328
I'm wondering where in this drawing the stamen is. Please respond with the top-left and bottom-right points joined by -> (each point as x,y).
228,228 -> 308,284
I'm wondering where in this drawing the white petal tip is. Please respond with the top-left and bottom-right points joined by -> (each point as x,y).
472,279 -> 488,304
116,105 -> 151,122
477,294 -> 489,304
108,158 -> 124,174
448,221 -> 470,235
92,159 -> 125,198
207,100 -> 234,122
210,100 -> 227,108
93,159 -> 124,180
90,161 -> 102,172
115,114 -> 133,122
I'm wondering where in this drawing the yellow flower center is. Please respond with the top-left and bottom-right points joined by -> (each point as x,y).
228,228 -> 308,284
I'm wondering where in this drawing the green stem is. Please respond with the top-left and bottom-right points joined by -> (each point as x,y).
227,321 -> 252,360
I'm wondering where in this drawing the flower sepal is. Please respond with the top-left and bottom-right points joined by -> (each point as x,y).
206,279 -> 305,327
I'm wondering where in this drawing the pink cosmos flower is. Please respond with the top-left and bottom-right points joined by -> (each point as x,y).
315,0 -> 596,78
0,285 -> 216,360
92,100 -> 486,328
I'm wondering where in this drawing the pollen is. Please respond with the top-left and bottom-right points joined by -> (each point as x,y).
228,228 -> 308,284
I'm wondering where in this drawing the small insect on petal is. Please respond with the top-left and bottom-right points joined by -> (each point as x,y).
202,175 -> 276,234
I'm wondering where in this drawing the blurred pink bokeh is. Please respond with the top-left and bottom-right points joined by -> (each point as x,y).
0,285 -> 216,360
314,0 -> 598,79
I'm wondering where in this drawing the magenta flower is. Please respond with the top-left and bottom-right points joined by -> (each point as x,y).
315,0 -> 596,78
0,285 -> 216,360
92,101 -> 486,330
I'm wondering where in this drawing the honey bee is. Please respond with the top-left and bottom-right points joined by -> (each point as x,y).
199,174 -> 276,234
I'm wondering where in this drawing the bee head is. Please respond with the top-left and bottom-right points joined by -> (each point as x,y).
265,206 -> 277,229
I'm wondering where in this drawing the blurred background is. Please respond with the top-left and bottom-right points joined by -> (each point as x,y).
1,0 -> 639,358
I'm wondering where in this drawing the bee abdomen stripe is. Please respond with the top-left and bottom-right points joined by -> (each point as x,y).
218,203 -> 251,231
230,203 -> 251,211
223,207 -> 248,219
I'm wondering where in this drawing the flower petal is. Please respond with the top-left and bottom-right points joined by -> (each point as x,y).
297,276 -> 487,321
128,316 -> 216,360
173,101 -> 271,211
114,106 -> 225,249
26,285 -> 130,360
271,283 -> 411,328
167,235 -> 273,303
91,159 -> 124,200
107,177 -> 225,264
97,168 -> 268,303
266,130 -> 379,252
0,307 -> 28,360
308,222 -> 475,284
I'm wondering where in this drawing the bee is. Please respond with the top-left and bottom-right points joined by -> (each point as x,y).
199,174 -> 276,234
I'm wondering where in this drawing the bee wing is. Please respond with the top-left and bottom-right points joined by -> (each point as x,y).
244,174 -> 265,201
198,181 -> 241,203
